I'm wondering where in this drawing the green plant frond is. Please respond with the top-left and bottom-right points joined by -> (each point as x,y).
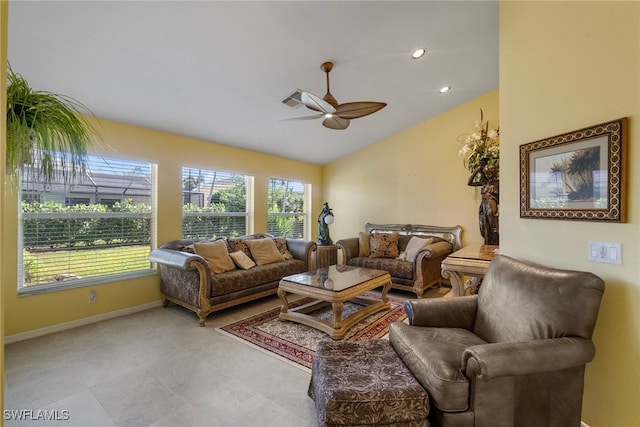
6,63 -> 101,184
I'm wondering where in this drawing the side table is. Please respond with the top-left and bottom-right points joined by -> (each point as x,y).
315,244 -> 338,269
441,245 -> 498,297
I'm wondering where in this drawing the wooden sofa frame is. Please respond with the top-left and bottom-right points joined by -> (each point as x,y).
337,223 -> 463,297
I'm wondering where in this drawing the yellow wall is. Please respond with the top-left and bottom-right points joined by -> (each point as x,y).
2,119 -> 323,336
499,2 -> 639,426
1,0 -> 8,417
324,89 -> 499,246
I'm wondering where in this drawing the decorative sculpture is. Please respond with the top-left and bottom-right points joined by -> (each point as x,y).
317,202 -> 335,246
468,159 -> 499,245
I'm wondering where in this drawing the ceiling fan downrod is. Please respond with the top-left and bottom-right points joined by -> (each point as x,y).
321,62 -> 338,109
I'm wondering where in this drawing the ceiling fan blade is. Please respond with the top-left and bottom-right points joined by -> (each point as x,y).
322,116 -> 350,130
334,102 -> 387,120
301,91 -> 336,114
281,113 -> 324,121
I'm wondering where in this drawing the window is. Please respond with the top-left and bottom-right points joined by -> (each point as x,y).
182,167 -> 253,239
267,178 -> 309,238
19,154 -> 156,293
98,198 -> 122,209
65,197 -> 91,206
21,192 -> 41,204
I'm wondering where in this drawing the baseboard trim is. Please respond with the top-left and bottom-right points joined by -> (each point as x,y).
4,301 -> 163,344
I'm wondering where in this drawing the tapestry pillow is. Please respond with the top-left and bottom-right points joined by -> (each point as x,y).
176,244 -> 195,254
246,238 -> 285,266
399,236 -> 434,263
358,232 -> 371,257
369,233 -> 400,259
230,250 -> 256,270
273,237 -> 294,260
227,237 -> 254,260
193,240 -> 236,274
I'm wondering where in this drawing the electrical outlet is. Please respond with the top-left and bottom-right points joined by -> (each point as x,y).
88,290 -> 96,303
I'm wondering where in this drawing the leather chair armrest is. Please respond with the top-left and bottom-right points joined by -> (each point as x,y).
286,238 -> 317,269
336,238 -> 359,263
463,337 -> 596,379
149,248 -> 205,270
405,296 -> 478,329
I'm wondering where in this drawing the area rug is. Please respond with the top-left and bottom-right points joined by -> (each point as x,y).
217,292 -> 407,370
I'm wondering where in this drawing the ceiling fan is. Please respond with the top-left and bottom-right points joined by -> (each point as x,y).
286,62 -> 387,130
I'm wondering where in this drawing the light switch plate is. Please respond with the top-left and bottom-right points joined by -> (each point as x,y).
588,241 -> 622,265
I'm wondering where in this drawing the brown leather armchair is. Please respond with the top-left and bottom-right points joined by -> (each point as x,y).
390,255 -> 605,427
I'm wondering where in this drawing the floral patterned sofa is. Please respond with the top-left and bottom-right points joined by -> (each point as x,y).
149,233 -> 316,326
336,223 -> 463,298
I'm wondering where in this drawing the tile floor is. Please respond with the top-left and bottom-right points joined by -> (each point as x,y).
4,287 -> 450,427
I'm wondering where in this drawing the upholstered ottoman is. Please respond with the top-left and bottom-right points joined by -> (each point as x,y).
308,339 -> 429,427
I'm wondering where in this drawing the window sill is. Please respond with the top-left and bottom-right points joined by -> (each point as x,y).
17,269 -> 157,297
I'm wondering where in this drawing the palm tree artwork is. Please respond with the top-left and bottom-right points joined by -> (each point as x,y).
547,147 -> 601,202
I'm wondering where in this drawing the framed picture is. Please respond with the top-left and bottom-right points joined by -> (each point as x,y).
520,117 -> 627,222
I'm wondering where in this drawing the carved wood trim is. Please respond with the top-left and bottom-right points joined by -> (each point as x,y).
364,223 -> 463,251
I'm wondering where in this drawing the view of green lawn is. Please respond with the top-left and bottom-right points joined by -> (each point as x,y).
25,245 -> 151,286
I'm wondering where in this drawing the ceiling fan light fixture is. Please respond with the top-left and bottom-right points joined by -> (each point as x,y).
324,113 -> 334,119
439,86 -> 451,93
412,48 -> 426,59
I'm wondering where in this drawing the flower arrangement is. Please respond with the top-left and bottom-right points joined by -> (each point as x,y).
458,109 -> 499,173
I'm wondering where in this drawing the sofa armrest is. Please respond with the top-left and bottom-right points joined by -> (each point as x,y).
463,337 -> 596,379
336,238 -> 359,263
150,247 -> 211,311
405,295 -> 478,329
150,247 -> 204,270
412,241 -> 453,290
416,240 -> 453,260
286,238 -> 317,270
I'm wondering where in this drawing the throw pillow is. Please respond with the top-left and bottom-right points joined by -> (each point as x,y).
230,250 -> 256,270
273,237 -> 294,260
401,236 -> 434,263
358,232 -> 371,257
227,237 -> 254,260
193,240 -> 236,274
246,238 -> 285,265
369,233 -> 400,259
176,244 -> 195,254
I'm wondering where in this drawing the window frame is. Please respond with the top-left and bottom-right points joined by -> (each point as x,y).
181,167 -> 254,239
267,177 -> 310,239
17,154 -> 157,296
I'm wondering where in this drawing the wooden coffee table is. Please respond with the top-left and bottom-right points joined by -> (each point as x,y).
277,265 -> 392,339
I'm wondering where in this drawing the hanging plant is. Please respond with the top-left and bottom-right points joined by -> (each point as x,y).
6,63 -> 100,185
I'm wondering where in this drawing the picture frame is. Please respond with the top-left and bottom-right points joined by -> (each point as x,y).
520,117 -> 627,222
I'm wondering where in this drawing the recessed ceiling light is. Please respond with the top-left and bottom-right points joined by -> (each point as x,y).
439,86 -> 451,93
411,48 -> 426,59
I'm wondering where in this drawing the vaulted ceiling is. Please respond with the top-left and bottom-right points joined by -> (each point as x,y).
7,1 -> 498,165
